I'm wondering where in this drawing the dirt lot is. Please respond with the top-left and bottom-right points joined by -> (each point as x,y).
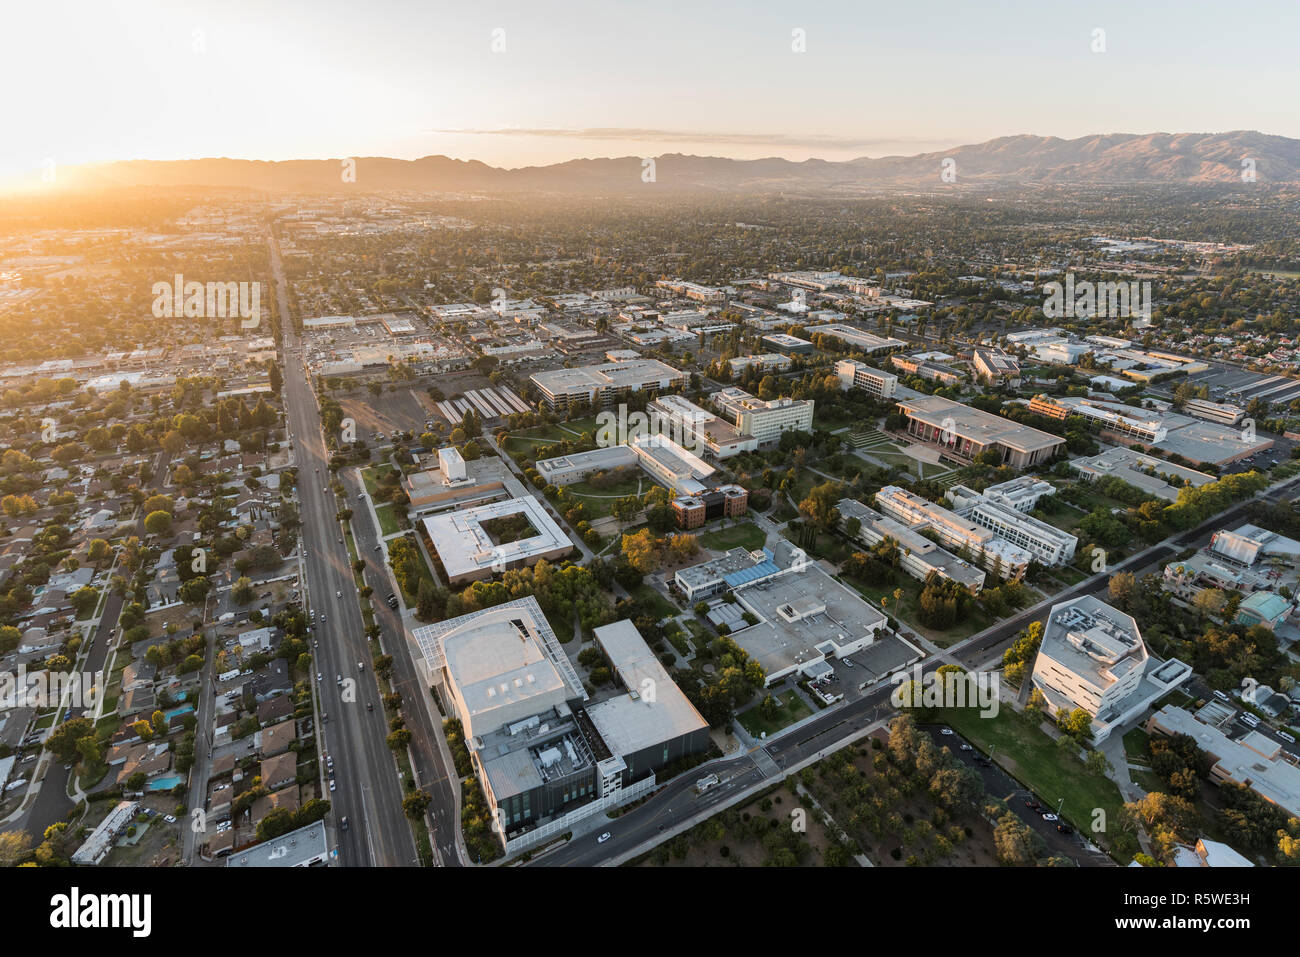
637,778 -> 844,866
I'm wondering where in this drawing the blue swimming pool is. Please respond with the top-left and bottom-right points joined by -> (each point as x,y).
164,704 -> 194,721
147,775 -> 183,791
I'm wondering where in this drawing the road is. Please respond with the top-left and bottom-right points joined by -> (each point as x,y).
343,470 -> 463,866
271,230 -> 417,867
535,471 -> 1300,867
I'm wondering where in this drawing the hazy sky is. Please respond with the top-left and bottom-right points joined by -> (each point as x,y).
3,0 -> 1297,178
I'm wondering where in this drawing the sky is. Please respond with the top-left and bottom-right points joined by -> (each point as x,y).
3,0 -> 1298,180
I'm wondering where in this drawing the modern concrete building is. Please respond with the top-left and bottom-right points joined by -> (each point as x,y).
711,387 -> 814,447
533,445 -> 639,487
837,497 -> 986,593
423,495 -> 573,584
530,358 -> 686,411
804,323 -> 906,355
1183,398 -> 1245,426
410,599 -> 708,847
762,333 -> 815,355
946,482 -> 1078,566
648,393 -> 757,459
1068,446 -> 1214,502
874,485 -> 1032,580
728,353 -> 791,375
1148,704 -> 1300,818
835,359 -> 898,399
1032,595 -> 1191,742
890,353 -> 965,385
894,395 -> 1064,468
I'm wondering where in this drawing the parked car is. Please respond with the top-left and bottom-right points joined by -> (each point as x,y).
940,728 -> 954,736
1056,823 -> 1073,835
1041,812 -> 1059,822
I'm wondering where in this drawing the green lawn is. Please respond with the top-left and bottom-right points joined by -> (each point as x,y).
934,706 -> 1129,861
696,522 -> 766,553
373,502 -> 401,536
630,584 -> 678,620
360,463 -> 397,497
738,690 -> 813,739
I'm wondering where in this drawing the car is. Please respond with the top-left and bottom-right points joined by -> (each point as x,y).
321,711 -> 328,722
1025,800 -> 1042,810
1056,823 -> 1073,834
358,493 -> 365,500
216,821 -> 231,832
313,638 -> 318,648
329,779 -> 336,792
317,672 -> 323,683
597,832 -> 611,844
336,590 -> 342,598
340,816 -> 349,831
1041,812 -> 1059,822
336,674 -> 342,685
1213,690 -> 1230,701
315,468 -> 319,473
373,544 -> 382,552
327,766 -> 335,779
164,814 -> 176,824
367,701 -> 374,712
324,486 -> 328,492
1242,713 -> 1261,728
357,661 -> 365,671
959,743 -> 973,751
320,614 -> 326,622
1280,731 -> 1296,744
338,538 -> 344,545
939,728 -> 954,736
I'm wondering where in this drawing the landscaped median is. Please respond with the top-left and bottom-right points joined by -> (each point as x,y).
931,705 -> 1133,862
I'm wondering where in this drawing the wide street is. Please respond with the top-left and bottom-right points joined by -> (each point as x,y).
271,231 -> 417,867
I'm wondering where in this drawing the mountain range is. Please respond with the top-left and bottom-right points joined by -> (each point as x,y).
44,131 -> 1300,194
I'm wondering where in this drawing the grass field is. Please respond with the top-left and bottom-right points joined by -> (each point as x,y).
697,522 -> 766,553
738,690 -> 813,738
360,463 -> 397,497
630,583 -> 678,620
373,503 -> 401,536
934,706 -> 1129,861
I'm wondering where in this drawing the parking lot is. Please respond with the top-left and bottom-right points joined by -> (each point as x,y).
923,724 -> 1115,866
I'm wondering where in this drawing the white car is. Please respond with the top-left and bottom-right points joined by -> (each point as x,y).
939,728 -> 954,736
164,814 -> 176,824
336,590 -> 342,598
597,832 -> 611,844
329,779 -> 336,792
1041,812 -> 1059,822
316,672 -> 323,683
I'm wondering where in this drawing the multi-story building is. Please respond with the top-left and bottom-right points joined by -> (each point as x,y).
654,279 -> 727,302
837,498 -> 986,593
946,483 -> 1078,567
889,354 -> 965,386
894,395 -> 1064,469
728,353 -> 791,375
761,333 -> 815,355
530,359 -> 686,411
1028,394 -> 1169,444
804,323 -> 906,355
835,359 -> 898,399
410,599 -> 708,849
647,394 -> 757,459
711,387 -> 814,447
972,347 -> 1021,387
672,485 -> 749,529
1030,595 -> 1189,742
874,485 -> 1032,579
1183,397 -> 1245,426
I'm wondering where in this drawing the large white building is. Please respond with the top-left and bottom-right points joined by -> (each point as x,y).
710,387 -> 814,447
1031,595 -> 1191,742
835,359 -> 898,399
874,485 -> 1033,580
423,495 -> 573,584
894,395 -> 1065,469
530,359 -> 686,411
946,481 -> 1078,567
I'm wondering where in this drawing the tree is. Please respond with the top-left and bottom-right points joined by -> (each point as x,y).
45,717 -> 94,763
403,790 -> 432,820
0,830 -> 33,867
993,812 -> 1043,865
144,510 -> 173,537
232,576 -> 256,605
87,538 -> 112,563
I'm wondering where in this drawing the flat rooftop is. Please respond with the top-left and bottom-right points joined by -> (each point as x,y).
898,395 -> 1063,454
226,820 -> 328,867
422,495 -> 571,579
586,620 -> 708,757
1038,595 -> 1146,694
729,565 -> 887,678
531,358 -> 684,394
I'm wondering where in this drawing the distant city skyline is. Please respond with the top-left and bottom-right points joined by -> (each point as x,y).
3,0 -> 1298,179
